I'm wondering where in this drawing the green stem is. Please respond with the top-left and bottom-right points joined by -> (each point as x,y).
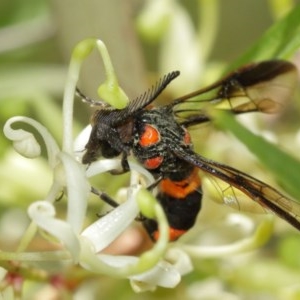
16,222 -> 38,253
62,38 -> 129,153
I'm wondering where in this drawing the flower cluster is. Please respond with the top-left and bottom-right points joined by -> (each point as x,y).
1,39 -> 273,297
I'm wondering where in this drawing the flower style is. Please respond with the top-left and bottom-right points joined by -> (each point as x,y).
2,39 -> 274,295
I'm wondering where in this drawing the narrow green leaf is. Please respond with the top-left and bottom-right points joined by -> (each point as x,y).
212,110 -> 300,201
230,5 -> 300,69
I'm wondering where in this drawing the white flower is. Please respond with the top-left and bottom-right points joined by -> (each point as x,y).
2,35 -> 185,290
2,39 -> 274,294
2,100 -> 273,293
3,110 -> 185,292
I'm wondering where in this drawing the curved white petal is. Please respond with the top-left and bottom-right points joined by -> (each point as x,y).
81,185 -> 139,252
86,159 -> 154,186
80,185 -> 173,289
3,118 -> 41,158
98,254 -> 181,291
3,116 -> 60,167
73,125 -> 92,160
79,248 -> 181,291
28,201 -> 80,262
129,259 -> 181,292
58,152 -> 90,234
165,248 -> 193,275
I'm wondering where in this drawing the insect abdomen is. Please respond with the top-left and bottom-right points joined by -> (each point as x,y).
144,167 -> 203,241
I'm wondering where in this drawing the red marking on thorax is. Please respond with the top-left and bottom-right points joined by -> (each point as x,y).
143,156 -> 164,169
139,124 -> 160,147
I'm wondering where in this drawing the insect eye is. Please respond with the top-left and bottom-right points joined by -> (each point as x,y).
139,124 -> 161,147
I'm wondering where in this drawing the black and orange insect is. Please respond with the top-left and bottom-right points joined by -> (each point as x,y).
79,60 -> 300,241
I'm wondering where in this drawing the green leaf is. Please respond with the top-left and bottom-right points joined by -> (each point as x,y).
214,7 -> 300,201
230,5 -> 300,69
212,110 -> 300,201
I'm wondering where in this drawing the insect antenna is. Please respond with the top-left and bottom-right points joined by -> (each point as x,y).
76,87 -> 109,108
124,71 -> 181,114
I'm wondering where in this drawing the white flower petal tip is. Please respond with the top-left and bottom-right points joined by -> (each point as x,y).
3,118 -> 41,158
73,125 -> 92,160
130,260 -> 181,292
28,201 -> 55,219
3,116 -> 60,166
89,254 -> 181,291
13,132 -> 41,158
165,248 -> 193,276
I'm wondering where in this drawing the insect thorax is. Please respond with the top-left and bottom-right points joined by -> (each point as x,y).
132,107 -> 194,179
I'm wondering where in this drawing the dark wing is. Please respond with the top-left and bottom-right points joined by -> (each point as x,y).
173,145 -> 300,230
171,60 -> 297,127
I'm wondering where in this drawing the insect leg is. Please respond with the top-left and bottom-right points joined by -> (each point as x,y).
109,152 -> 130,175
147,176 -> 163,191
91,186 -> 119,208
91,177 -> 163,222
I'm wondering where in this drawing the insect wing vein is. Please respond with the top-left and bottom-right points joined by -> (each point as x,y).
173,145 -> 300,230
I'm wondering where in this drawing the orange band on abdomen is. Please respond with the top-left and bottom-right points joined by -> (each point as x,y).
159,168 -> 201,199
